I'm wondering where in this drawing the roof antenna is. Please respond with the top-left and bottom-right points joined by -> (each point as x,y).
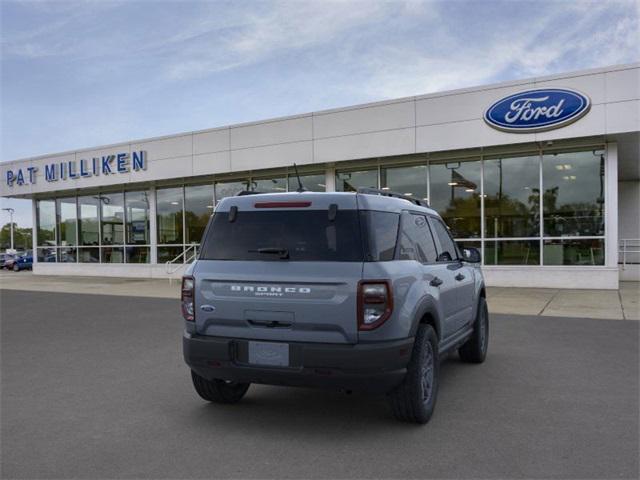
292,163 -> 306,192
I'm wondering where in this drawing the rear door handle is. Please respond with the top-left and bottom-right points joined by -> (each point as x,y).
455,273 -> 465,281
430,277 -> 443,287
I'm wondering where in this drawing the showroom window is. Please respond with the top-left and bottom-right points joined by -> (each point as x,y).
35,190 -> 153,264
36,199 -> 57,262
429,159 -> 481,239
542,150 -> 605,237
253,177 -> 287,193
484,240 -> 541,266
36,199 -> 56,246
125,190 -> 151,263
100,192 -> 124,263
331,147 -> 605,266
156,187 -> 184,263
288,173 -> 326,192
31,148 -> 606,268
335,169 -> 378,192
381,165 -> 428,202
56,197 -> 77,263
214,180 -> 248,204
543,238 -> 605,266
77,195 -> 100,263
542,149 -> 605,266
185,184 -> 214,246
56,198 -> 77,246
484,155 -> 540,238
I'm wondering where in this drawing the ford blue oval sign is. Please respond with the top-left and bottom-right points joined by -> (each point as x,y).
484,88 -> 591,133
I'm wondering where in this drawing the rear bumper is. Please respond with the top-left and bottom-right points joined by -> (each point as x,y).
183,332 -> 414,393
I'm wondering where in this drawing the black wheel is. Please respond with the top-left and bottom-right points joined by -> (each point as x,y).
459,296 -> 489,363
12,264 -> 19,272
388,324 -> 439,424
190,370 -> 250,404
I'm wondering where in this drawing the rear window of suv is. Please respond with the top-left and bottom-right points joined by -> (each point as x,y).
200,210 -> 364,262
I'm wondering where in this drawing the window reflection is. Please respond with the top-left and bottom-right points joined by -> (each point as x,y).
100,193 -> 124,245
215,181 -> 248,204
126,246 -> 150,263
36,200 -> 56,246
543,151 -> 605,237
254,177 -> 287,193
381,165 -> 428,201
125,191 -> 150,245
156,187 -> 183,244
78,247 -> 99,263
185,184 -> 214,245
37,246 -> 57,262
30,148 -> 607,268
430,160 -> 481,238
543,239 -> 604,265
484,240 -> 540,265
58,246 -> 76,263
158,246 -> 184,264
484,155 -> 540,238
288,173 -> 325,192
56,198 -> 77,246
335,169 -> 378,192
78,196 -> 100,246
102,246 -> 124,263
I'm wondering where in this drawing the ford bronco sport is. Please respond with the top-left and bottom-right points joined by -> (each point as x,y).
182,188 -> 488,423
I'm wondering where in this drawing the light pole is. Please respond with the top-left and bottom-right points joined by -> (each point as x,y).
2,207 -> 15,251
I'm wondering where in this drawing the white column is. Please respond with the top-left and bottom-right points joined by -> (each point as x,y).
31,199 -> 37,264
605,142 -> 618,271
149,186 -> 158,264
325,164 -> 336,192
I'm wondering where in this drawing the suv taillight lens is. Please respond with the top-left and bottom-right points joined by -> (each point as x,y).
181,276 -> 195,322
358,281 -> 393,330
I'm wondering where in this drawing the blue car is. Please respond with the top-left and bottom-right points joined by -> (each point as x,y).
13,253 -> 33,271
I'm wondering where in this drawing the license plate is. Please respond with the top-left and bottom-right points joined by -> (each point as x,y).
248,341 -> 289,367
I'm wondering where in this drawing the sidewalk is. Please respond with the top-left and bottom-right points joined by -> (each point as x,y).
487,283 -> 639,320
1,271 -> 638,320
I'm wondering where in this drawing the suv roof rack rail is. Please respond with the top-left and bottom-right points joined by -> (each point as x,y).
235,190 -> 266,196
357,187 -> 430,208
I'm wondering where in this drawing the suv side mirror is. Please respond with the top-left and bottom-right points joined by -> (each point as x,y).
462,247 -> 481,263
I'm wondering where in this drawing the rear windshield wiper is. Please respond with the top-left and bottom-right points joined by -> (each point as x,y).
248,247 -> 290,259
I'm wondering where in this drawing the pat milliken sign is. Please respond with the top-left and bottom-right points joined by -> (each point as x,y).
484,88 -> 591,133
5,151 -> 147,187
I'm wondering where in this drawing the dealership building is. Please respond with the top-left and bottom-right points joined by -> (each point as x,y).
1,63 -> 638,289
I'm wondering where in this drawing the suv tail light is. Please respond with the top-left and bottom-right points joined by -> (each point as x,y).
181,276 -> 195,322
358,281 -> 393,330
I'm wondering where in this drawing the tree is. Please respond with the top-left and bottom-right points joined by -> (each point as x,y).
0,223 -> 32,251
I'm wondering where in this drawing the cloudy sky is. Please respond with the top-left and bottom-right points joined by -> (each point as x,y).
1,0 -> 639,227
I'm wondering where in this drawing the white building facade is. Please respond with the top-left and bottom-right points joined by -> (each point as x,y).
2,63 -> 639,289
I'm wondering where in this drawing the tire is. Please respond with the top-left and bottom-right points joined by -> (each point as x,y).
190,370 -> 250,404
459,296 -> 489,363
13,264 -> 19,272
388,324 -> 439,424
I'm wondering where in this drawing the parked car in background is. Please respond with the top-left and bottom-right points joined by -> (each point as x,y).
2,253 -> 17,270
12,252 -> 33,271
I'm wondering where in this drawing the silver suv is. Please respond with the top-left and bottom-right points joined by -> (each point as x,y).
182,188 -> 488,423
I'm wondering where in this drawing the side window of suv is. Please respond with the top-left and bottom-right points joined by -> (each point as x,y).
398,213 -> 437,263
429,217 -> 458,262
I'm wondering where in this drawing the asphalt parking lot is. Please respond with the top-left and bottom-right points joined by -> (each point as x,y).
1,289 -> 638,479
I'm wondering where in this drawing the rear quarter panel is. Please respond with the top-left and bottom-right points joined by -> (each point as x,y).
360,260 -> 443,342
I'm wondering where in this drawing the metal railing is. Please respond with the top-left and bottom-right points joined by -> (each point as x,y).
166,244 -> 199,281
619,238 -> 640,269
